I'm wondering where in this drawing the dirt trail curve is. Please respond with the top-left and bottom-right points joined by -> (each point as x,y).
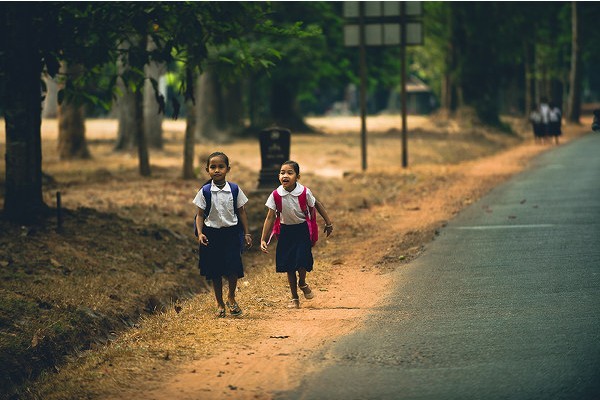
119,132 -> 590,400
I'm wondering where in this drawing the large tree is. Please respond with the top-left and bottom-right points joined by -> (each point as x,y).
0,2 -> 283,223
249,2 -> 347,131
194,67 -> 244,142
1,4 -> 51,223
57,62 -> 91,160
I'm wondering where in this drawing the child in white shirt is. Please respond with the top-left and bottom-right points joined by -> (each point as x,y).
260,161 -> 333,309
193,152 -> 252,318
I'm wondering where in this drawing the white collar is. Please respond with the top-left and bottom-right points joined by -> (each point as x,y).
211,181 -> 230,192
277,183 -> 304,196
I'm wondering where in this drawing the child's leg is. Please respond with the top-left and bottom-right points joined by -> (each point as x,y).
298,268 -> 314,299
212,277 -> 225,309
287,271 -> 299,299
226,275 -> 238,304
225,274 -> 242,316
297,268 -> 307,288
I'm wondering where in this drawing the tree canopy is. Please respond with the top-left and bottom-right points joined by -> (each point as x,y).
0,2 -> 284,223
2,2 -> 600,224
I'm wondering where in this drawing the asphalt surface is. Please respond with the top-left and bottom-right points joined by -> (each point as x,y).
278,133 -> 600,400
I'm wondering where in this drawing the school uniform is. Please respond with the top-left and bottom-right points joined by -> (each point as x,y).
192,181 -> 248,280
529,110 -> 543,139
539,102 -> 550,137
265,183 -> 315,273
548,107 -> 562,137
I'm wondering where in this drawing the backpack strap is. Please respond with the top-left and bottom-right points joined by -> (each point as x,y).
268,189 -> 282,245
273,189 -> 282,214
298,186 -> 308,214
268,187 -> 318,246
194,182 -> 240,237
229,182 -> 240,216
300,186 -> 318,246
202,182 -> 239,218
201,184 -> 212,219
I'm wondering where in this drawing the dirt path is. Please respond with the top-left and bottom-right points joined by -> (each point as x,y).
5,115 -> 591,399
133,137 -> 580,400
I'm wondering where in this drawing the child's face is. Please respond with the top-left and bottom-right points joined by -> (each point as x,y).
279,164 -> 298,191
206,156 -> 230,183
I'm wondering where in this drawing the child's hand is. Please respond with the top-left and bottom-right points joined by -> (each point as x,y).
199,234 -> 209,246
245,234 -> 253,249
260,240 -> 269,253
324,223 -> 334,237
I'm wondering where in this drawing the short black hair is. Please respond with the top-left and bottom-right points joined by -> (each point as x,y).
206,152 -> 229,168
281,160 -> 300,175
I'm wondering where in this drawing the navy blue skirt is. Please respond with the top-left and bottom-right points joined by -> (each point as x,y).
548,121 -> 562,136
276,222 -> 314,273
198,225 -> 244,280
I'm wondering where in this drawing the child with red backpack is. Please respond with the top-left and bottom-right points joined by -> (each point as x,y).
193,152 -> 252,318
260,160 -> 334,309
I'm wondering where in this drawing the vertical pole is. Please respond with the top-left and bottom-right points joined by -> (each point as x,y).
56,191 -> 63,232
359,2 -> 368,171
400,2 -> 408,168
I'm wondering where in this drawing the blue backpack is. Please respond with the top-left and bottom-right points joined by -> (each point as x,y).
193,182 -> 245,250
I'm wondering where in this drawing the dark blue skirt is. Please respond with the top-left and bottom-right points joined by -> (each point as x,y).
548,121 -> 562,136
276,222 -> 314,273
198,225 -> 244,280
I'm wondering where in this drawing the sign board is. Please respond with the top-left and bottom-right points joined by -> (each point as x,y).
343,1 -> 423,47
343,1 -> 423,169
343,1 -> 422,18
344,22 -> 422,46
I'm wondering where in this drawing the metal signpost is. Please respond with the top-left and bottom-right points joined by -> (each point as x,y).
343,1 -> 423,169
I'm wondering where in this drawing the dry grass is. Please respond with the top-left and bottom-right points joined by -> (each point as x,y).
1,112 -> 592,399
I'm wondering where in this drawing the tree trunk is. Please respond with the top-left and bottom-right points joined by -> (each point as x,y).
567,1 -> 582,123
58,101 -> 90,160
115,40 -> 136,151
194,71 -> 220,140
182,97 -> 197,180
115,35 -> 151,176
269,79 -> 312,132
135,87 -> 151,176
2,6 -> 48,223
222,79 -> 244,134
194,69 -> 245,141
115,79 -> 137,150
58,62 -> 91,160
144,36 -> 165,149
453,3 -> 500,125
144,72 -> 164,149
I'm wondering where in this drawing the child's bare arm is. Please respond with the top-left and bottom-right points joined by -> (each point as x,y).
260,209 -> 277,253
196,210 -> 209,245
315,199 -> 333,237
237,205 -> 252,248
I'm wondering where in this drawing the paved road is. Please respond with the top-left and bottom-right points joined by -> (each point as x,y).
278,134 -> 600,400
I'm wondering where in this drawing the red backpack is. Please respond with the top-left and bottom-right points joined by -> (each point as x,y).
269,187 -> 319,247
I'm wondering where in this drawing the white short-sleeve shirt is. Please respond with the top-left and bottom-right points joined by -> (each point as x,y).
192,182 -> 248,228
540,103 -> 550,124
265,183 -> 316,225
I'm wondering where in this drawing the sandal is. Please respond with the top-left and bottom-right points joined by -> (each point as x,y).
288,298 -> 300,309
216,308 -> 226,318
226,301 -> 243,316
299,284 -> 315,300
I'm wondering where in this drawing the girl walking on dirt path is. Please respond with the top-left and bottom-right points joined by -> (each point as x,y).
260,160 -> 334,309
193,152 -> 252,318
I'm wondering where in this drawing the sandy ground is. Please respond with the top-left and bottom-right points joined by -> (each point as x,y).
1,114 -> 593,399
131,121 -> 591,400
